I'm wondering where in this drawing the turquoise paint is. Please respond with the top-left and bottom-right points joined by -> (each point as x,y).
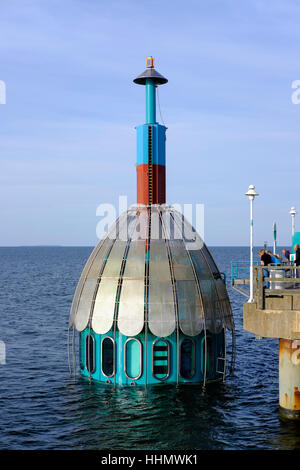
79,328 -> 225,386
145,78 -> 156,124
136,124 -> 166,166
292,232 -> 300,251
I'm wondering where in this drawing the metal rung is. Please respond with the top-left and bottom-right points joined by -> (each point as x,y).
216,357 -> 226,375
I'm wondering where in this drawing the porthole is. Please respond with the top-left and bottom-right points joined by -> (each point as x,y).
101,337 -> 115,377
79,333 -> 84,370
201,335 -> 214,377
152,339 -> 170,380
180,338 -> 196,379
86,333 -> 95,373
124,339 -> 142,380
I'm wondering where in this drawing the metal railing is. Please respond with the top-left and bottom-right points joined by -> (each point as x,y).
231,260 -> 260,297
254,265 -> 300,310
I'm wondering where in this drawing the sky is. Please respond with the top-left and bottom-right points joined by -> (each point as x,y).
0,0 -> 300,246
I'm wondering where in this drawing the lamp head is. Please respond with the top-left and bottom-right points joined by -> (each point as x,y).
245,184 -> 259,200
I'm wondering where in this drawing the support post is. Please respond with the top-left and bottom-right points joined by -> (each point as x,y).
145,78 -> 156,124
258,267 -> 264,310
279,338 -> 300,420
249,197 -> 254,302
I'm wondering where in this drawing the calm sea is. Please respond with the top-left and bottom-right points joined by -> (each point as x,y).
1,245 -> 300,451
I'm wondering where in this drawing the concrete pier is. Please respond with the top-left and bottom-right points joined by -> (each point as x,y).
243,265 -> 300,419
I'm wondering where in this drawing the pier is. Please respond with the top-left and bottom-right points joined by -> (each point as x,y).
234,263 -> 300,420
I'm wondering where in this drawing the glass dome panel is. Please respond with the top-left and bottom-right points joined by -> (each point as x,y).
176,280 -> 204,336
70,206 -> 234,337
118,279 -> 145,336
123,240 -> 146,279
92,278 -> 118,334
148,280 -> 176,337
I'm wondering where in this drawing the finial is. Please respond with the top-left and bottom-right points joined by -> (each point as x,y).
146,57 -> 154,68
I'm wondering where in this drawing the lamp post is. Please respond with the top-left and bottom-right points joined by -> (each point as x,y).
290,207 -> 296,238
245,184 -> 259,303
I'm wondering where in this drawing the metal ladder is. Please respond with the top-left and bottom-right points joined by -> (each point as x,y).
148,125 -> 153,204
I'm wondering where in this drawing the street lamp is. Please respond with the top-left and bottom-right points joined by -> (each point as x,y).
245,184 -> 259,303
290,207 -> 296,238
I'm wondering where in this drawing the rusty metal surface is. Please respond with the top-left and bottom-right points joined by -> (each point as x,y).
279,338 -> 300,415
136,164 -> 166,205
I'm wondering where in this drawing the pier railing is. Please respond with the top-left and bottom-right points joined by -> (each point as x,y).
231,260 -> 259,297
254,265 -> 300,310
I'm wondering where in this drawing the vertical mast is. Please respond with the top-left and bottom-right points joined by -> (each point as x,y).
134,57 -> 168,205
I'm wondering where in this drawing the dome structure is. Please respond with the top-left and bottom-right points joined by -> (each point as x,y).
68,58 -> 235,386
69,205 -> 233,338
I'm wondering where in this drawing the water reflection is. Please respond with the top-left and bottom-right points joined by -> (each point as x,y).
64,378 -> 241,450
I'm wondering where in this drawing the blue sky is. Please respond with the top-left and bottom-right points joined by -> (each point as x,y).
1,0 -> 300,246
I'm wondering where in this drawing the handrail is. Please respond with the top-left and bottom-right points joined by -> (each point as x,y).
231,260 -> 260,284
253,265 -> 300,309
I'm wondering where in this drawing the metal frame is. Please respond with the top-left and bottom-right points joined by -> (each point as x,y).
216,328 -> 226,382
170,211 -> 208,388
179,337 -> 196,379
124,338 -> 143,380
68,211 -> 130,381
201,333 -> 213,378
113,214 -> 138,387
152,338 -> 170,381
148,125 -> 153,204
159,208 -> 180,385
231,260 -> 259,298
195,234 -> 235,378
144,207 -> 151,390
72,326 -> 76,378
101,336 -> 115,378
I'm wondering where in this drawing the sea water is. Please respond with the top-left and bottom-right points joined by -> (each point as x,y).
0,246 -> 300,450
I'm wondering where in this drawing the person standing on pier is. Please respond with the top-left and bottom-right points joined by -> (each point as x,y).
282,249 -> 291,262
259,249 -> 272,288
294,244 -> 300,266
259,249 -> 272,266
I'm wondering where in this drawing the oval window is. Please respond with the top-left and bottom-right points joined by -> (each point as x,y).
101,337 -> 115,377
86,334 -> 95,373
152,339 -> 170,380
180,338 -> 195,379
125,339 -> 142,380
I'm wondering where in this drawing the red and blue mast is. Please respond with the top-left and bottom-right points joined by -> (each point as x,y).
134,57 -> 168,205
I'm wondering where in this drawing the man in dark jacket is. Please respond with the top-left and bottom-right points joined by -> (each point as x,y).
259,249 -> 272,288
259,249 -> 272,266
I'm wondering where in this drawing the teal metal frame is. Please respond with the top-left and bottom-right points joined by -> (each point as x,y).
79,327 -> 225,386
